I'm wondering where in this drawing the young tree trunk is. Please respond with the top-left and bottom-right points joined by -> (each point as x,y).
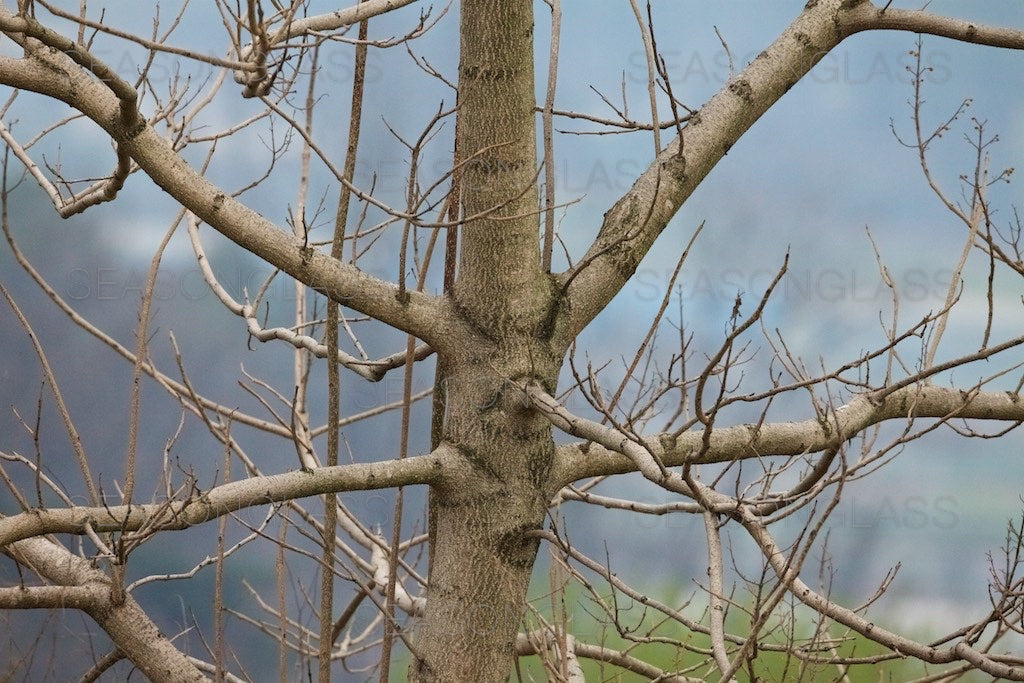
411,1 -> 562,679
410,345 -> 559,681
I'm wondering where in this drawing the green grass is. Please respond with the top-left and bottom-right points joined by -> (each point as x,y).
506,582 -> 993,682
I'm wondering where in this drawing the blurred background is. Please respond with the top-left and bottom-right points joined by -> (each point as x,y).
0,1 -> 1021,678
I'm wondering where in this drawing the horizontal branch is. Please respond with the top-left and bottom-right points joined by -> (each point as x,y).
0,448 -> 451,548
842,5 -> 1024,49
525,383 -> 697,497
0,584 -> 102,610
551,385 -> 1023,487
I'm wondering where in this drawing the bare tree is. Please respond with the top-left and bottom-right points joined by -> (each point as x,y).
0,1 -> 1023,680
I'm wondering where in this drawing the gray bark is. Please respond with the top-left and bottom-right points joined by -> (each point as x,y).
410,2 -> 563,678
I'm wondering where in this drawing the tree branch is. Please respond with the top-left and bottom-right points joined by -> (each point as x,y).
557,0 -> 1024,342
551,384 -> 1024,487
0,584 -> 101,610
0,448 -> 451,548
5,536 -> 207,682
270,0 -> 421,43
842,5 -> 1024,49
0,9 -> 462,347
740,506 -> 1024,679
516,629 -> 699,683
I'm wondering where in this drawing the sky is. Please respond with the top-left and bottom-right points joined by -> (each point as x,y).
0,0 -> 1023,673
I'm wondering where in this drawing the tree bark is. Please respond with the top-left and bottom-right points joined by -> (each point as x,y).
453,0 -> 554,337
411,1 -> 563,679
411,346 -> 559,681
9,537 -> 206,682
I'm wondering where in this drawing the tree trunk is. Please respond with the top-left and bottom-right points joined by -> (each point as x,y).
453,0 -> 552,337
411,1 -> 562,680
411,346 -> 558,681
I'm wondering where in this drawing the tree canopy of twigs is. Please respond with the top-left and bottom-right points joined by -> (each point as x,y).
0,1 -> 1023,681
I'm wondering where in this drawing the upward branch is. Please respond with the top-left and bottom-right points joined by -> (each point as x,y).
0,7 -> 458,348
270,0 -> 421,43
557,0 -> 1024,343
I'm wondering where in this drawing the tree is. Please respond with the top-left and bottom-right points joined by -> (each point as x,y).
0,0 -> 1023,680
